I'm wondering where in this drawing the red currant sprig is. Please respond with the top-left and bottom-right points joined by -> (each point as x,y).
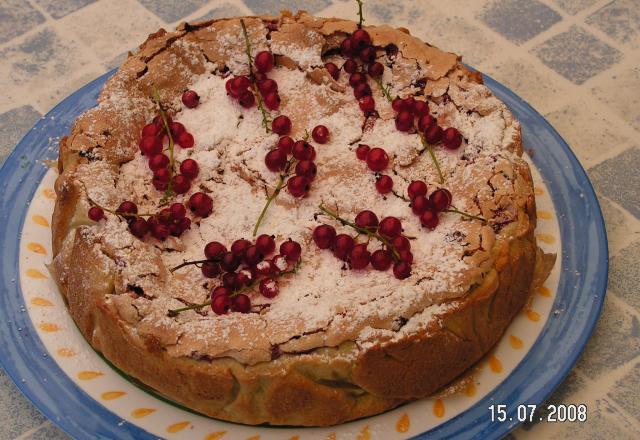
167,236 -> 302,316
315,205 -> 412,279
405,180 -> 486,229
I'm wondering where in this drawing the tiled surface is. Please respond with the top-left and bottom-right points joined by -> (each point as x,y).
0,0 -> 639,439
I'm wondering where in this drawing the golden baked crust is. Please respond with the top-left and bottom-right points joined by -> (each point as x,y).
50,11 -> 554,426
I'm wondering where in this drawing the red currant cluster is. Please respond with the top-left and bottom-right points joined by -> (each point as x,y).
406,180 -> 452,230
313,207 -> 413,279
196,235 -> 302,315
87,192 -> 213,240
392,96 -> 462,150
226,50 -> 281,110
354,144 -> 395,195
265,130 -> 324,197
340,29 -> 385,116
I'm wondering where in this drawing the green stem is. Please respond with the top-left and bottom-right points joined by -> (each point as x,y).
318,204 -> 401,261
374,76 -> 393,103
445,207 -> 487,223
252,159 -> 296,236
170,258 -> 220,273
86,195 -> 154,218
240,19 -> 272,133
167,262 -> 301,316
418,132 -> 445,184
391,189 -> 409,202
356,0 -> 365,28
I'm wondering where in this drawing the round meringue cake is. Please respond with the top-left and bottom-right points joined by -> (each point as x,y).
50,11 -> 554,427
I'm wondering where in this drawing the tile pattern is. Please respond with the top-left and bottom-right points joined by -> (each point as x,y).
0,1 -> 639,439
33,0 -> 96,19
532,25 -> 623,85
478,0 -> 561,44
0,1 -> 45,44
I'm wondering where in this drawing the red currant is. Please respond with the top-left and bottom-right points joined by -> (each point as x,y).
355,144 -> 370,160
341,38 -> 355,57
152,168 -> 169,190
222,272 -> 239,290
325,62 -> 340,80
151,222 -> 170,240
392,97 -> 406,112
255,51 -> 274,73
182,90 -> 200,108
255,260 -> 273,276
148,153 -> 169,171
411,195 -> 433,215
352,29 -> 371,50
231,239 -> 251,258
201,261 -> 221,278
142,123 -> 160,137
220,252 -> 240,272
430,188 -> 452,212
371,249 -> 392,271
365,147 -> 389,172
188,192 -> 213,217
271,254 -> 289,273
355,210 -> 379,230
117,201 -> 138,216
343,58 -> 358,74
349,72 -> 366,87
359,95 -> 375,113
169,203 -> 186,220
312,125 -> 329,144
204,241 -> 227,259
238,90 -> 256,108
378,216 -> 402,238
420,209 -> 439,229
211,294 -> 232,315
263,92 -> 280,110
353,83 -> 372,99
313,224 -> 336,249
232,294 -> 252,313
180,158 -> 199,179
418,114 -> 436,131
169,121 -> 185,137
244,245 -> 263,266
295,160 -> 317,179
368,62 -> 384,77
129,218 -> 148,238
292,141 -> 315,161
442,127 -> 462,149
211,286 -> 231,298
333,234 -> 355,261
139,136 -> 163,156
399,249 -> 413,264
88,206 -> 104,221
157,208 -> 172,224
393,261 -> 411,279
375,175 -> 393,194
287,175 -> 310,197
272,115 -> 292,135
258,78 -> 278,94
265,148 -> 287,172
259,278 -> 279,298
425,124 -> 443,144
177,132 -> 194,148
392,236 -> 411,252
255,234 -> 276,255
277,136 -> 294,155
280,239 -> 302,262
172,174 -> 191,194
359,46 -> 376,63
407,180 -> 428,200
349,243 -> 371,269
395,111 -> 414,132
412,100 -> 429,116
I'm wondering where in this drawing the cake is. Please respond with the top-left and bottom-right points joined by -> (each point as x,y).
50,10 -> 555,427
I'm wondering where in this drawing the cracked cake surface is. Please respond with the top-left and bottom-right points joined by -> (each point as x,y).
50,10 -> 554,426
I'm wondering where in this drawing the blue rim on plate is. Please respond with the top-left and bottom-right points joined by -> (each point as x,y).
0,69 -> 608,440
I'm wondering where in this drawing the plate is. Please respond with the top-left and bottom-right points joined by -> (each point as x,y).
0,69 -> 607,439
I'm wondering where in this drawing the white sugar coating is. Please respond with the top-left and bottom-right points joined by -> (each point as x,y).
67,25 -> 530,365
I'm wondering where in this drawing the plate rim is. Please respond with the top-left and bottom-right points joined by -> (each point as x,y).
0,69 -> 608,440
